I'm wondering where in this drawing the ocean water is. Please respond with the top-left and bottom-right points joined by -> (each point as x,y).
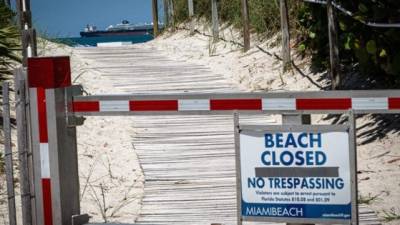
56,34 -> 154,47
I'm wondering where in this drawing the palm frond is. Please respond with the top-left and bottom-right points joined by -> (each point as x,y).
0,25 -> 21,78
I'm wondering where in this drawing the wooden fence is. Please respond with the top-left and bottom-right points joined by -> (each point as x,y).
2,82 -> 17,225
3,1 -> 36,225
161,0 -> 341,90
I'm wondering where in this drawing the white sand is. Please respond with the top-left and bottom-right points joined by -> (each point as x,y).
144,22 -> 399,224
0,22 -> 399,224
40,41 -> 145,223
142,20 -> 329,92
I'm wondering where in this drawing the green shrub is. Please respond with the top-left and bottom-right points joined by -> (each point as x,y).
297,0 -> 400,86
172,0 -> 303,37
171,0 -> 189,23
170,0 -> 400,86
0,2 -> 21,77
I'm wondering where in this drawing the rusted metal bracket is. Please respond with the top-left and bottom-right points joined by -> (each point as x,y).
72,214 -> 90,225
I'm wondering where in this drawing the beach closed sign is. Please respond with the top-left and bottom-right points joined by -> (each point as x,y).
237,125 -> 354,223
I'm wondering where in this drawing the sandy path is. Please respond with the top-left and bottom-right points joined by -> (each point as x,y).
73,41 -> 382,224
73,45 -> 250,224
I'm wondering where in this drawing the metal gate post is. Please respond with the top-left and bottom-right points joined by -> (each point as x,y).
283,114 -> 314,225
27,57 -> 84,225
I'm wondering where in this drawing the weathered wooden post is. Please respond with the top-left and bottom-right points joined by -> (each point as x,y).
241,0 -> 250,51
348,110 -> 359,225
168,0 -> 175,29
327,0 -> 340,90
27,57 -> 86,225
188,0 -> 195,35
15,0 -> 37,65
22,28 -> 38,60
15,0 -> 31,29
282,114 -> 314,225
15,69 -> 34,225
14,2 -> 38,221
211,0 -> 219,42
164,0 -> 170,27
279,0 -> 291,72
2,82 -> 17,225
152,0 -> 159,37
283,114 -> 312,225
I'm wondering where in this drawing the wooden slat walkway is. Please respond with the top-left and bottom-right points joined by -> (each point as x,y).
76,45 -> 381,225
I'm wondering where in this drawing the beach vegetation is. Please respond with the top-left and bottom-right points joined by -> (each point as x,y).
171,0 -> 400,87
0,1 -> 21,78
172,0 -> 302,38
297,0 -> 400,87
0,3 -> 19,176
382,208 -> 400,222
358,193 -> 380,205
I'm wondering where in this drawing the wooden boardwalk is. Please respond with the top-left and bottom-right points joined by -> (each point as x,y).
76,45 -> 381,225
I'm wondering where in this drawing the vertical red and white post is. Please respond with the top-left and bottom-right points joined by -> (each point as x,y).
28,57 -> 82,225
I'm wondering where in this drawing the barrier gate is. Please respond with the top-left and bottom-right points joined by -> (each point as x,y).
25,57 -> 400,225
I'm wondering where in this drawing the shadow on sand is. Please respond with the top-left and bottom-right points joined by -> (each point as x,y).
322,113 -> 400,146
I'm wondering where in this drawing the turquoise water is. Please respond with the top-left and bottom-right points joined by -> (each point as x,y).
56,34 -> 154,47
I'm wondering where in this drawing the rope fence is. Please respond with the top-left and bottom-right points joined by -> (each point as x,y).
304,0 -> 400,28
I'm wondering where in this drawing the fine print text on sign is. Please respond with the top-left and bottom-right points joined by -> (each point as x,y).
239,126 -> 352,221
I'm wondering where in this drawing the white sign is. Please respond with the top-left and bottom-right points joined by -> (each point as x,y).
239,127 -> 352,220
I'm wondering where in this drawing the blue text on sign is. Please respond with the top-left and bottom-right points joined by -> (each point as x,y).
265,133 -> 322,148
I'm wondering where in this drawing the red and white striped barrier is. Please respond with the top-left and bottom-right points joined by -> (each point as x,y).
26,56 -> 400,225
72,93 -> 400,115
28,57 -> 81,225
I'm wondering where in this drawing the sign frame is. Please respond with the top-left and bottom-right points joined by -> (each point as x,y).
234,112 -> 358,225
